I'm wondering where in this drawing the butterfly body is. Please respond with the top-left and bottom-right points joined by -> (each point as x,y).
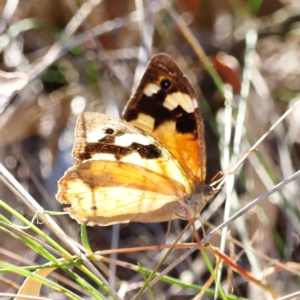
57,54 -> 216,226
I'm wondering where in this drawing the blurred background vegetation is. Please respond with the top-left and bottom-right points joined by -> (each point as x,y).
0,0 -> 300,299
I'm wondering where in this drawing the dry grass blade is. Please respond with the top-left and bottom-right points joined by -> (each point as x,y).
0,163 -> 121,299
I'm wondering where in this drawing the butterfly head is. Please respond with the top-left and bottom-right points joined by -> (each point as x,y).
184,184 -> 219,216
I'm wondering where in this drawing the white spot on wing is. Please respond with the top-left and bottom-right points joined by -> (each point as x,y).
144,83 -> 160,96
90,153 -> 116,161
116,133 -> 151,146
84,131 -> 153,147
163,92 -> 195,113
85,131 -> 106,143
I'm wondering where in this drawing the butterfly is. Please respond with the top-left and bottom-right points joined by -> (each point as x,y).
56,54 -> 217,226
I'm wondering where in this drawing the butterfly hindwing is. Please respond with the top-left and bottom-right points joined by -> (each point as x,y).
57,160 -> 189,225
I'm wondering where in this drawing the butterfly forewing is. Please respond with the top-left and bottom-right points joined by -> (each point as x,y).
123,54 -> 206,183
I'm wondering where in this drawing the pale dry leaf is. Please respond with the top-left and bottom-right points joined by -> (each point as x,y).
0,70 -> 29,97
14,267 -> 56,300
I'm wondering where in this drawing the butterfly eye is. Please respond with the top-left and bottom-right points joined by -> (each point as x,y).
160,79 -> 171,89
203,185 -> 215,199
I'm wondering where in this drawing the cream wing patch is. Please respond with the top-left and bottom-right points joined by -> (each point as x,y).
128,113 -> 155,132
144,83 -> 160,96
163,92 -> 195,113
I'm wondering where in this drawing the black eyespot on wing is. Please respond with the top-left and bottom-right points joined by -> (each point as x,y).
105,128 -> 114,134
160,79 -> 171,89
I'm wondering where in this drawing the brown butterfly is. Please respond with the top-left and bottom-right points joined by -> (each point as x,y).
56,54 -> 217,226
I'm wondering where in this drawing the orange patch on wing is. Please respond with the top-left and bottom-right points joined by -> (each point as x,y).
147,121 -> 204,183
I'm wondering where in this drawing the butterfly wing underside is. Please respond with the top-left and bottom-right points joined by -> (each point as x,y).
57,112 -> 194,226
123,54 -> 206,183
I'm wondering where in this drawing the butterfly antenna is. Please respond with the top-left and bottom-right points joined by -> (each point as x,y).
211,170 -> 224,183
